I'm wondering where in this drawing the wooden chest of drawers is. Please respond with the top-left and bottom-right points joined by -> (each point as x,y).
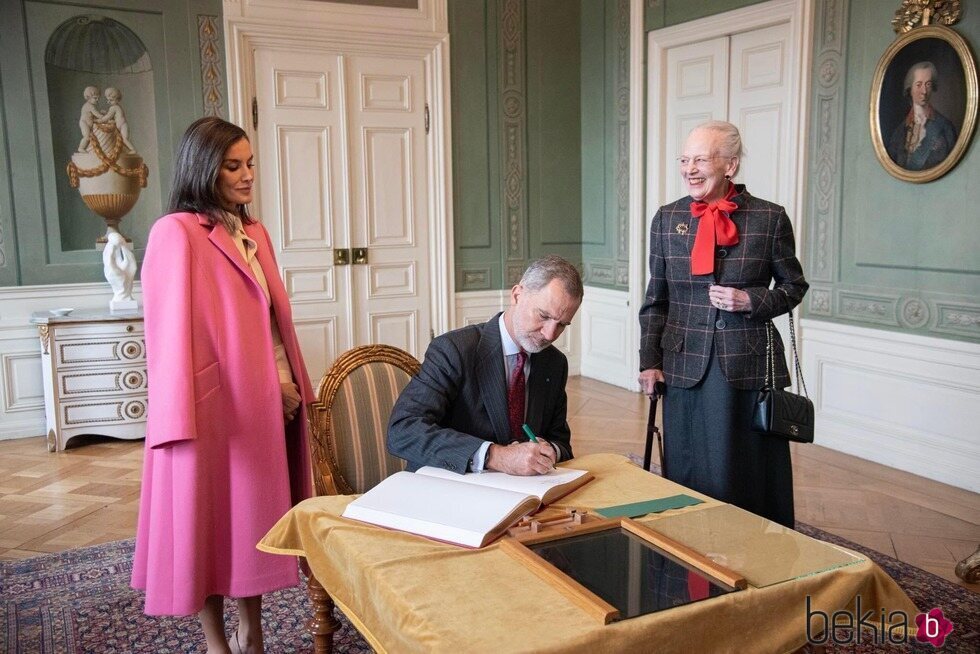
32,310 -> 147,452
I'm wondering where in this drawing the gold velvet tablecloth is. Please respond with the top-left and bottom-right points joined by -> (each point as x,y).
259,453 -> 918,654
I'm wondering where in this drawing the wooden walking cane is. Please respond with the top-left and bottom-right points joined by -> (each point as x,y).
642,382 -> 666,475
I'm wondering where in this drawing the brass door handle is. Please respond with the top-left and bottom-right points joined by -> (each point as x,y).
352,247 -> 368,264
334,248 -> 350,265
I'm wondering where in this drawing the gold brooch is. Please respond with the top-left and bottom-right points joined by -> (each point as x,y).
676,223 -> 689,235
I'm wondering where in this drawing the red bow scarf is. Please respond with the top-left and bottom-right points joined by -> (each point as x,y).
689,183 -> 738,275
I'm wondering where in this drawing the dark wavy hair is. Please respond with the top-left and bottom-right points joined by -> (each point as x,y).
166,117 -> 255,230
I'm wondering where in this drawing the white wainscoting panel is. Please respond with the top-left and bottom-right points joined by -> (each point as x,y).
454,291 -> 579,375
802,318 -> 980,492
0,283 -> 134,441
579,287 -> 632,388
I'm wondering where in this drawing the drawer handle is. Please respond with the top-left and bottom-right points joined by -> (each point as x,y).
124,401 -> 146,419
123,372 -> 145,389
122,342 -> 142,359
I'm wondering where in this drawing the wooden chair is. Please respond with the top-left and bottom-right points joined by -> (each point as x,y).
308,344 -> 421,495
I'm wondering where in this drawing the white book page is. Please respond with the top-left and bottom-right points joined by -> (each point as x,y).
415,466 -> 589,502
341,471 -> 538,547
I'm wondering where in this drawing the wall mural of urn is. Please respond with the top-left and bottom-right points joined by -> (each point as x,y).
45,14 -> 159,309
44,13 -> 160,270
50,15 -> 153,251
67,83 -> 148,246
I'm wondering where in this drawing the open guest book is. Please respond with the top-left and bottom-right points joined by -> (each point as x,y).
341,466 -> 593,548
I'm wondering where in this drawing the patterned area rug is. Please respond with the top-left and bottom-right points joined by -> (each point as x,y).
1,529 -> 977,653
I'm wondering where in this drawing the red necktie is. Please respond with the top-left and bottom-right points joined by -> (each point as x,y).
689,183 -> 739,275
508,351 -> 527,441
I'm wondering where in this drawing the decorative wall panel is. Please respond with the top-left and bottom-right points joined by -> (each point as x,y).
369,262 -> 417,298
802,0 -> 979,343
365,128 -> 414,244
361,74 -> 412,111
275,71 -> 329,108
283,266 -> 335,304
294,319 -> 335,387
451,0 -> 624,290
278,126 -> 331,249
198,15 -> 223,117
370,311 -> 417,356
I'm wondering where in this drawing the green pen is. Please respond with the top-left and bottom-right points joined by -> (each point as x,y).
522,423 -> 538,442
523,424 -> 557,468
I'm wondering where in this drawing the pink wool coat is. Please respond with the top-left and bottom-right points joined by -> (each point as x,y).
131,212 -> 314,616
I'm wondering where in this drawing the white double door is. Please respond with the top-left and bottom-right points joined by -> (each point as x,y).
659,21 -> 795,208
253,48 -> 431,379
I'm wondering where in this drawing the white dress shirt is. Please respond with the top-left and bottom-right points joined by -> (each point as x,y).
469,316 -> 539,472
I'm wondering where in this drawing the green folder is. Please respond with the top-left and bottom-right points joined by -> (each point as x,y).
594,494 -> 703,519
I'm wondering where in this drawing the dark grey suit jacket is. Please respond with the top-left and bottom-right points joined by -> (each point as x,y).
387,314 -> 573,472
638,187 -> 808,390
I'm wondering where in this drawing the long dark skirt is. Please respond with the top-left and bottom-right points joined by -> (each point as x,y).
662,350 -> 795,528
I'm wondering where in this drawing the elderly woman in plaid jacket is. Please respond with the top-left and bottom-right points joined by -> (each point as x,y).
638,121 -> 808,528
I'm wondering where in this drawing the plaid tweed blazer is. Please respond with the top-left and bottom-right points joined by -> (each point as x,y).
638,186 -> 808,390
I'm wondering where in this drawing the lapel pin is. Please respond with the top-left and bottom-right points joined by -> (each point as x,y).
676,223 -> 689,235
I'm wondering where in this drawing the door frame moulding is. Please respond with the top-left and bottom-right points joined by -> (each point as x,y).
625,0 -> 644,390
224,16 -> 455,337
631,0 -> 814,390
223,0 -> 447,35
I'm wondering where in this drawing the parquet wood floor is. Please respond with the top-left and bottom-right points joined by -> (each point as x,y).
1,376 -> 976,592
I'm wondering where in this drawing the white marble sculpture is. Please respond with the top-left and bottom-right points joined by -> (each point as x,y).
103,230 -> 138,313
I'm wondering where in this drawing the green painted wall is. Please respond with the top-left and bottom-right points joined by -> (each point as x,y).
581,0 -> 630,288
450,0 -> 628,291
0,0 -> 225,286
528,0 -> 583,266
803,0 -> 980,341
449,0 -> 501,290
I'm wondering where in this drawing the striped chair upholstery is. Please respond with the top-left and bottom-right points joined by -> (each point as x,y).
309,345 -> 420,495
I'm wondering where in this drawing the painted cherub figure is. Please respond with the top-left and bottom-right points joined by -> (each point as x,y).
76,86 -> 104,152
97,87 -> 136,153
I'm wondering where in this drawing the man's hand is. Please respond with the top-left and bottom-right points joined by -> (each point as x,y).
486,441 -> 556,475
281,381 -> 301,423
638,368 -> 665,397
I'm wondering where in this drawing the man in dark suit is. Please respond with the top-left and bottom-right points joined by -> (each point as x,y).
388,256 -> 583,476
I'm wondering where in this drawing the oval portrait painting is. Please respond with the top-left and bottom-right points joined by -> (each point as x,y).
870,25 -> 978,183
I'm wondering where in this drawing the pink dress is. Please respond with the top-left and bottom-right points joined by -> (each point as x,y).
131,212 -> 313,615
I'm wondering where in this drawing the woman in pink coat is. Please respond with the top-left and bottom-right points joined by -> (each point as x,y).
131,117 -> 314,654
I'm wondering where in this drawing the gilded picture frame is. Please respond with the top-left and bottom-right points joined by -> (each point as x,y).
870,25 -> 977,183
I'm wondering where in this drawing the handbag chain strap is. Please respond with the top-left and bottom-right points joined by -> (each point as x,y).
765,313 -> 809,398
764,321 -> 774,390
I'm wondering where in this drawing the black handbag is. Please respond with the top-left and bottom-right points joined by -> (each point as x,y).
752,314 -> 814,443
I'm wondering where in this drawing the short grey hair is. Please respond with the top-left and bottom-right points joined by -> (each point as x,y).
520,255 -> 583,301
693,120 -> 745,159
904,61 -> 939,94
